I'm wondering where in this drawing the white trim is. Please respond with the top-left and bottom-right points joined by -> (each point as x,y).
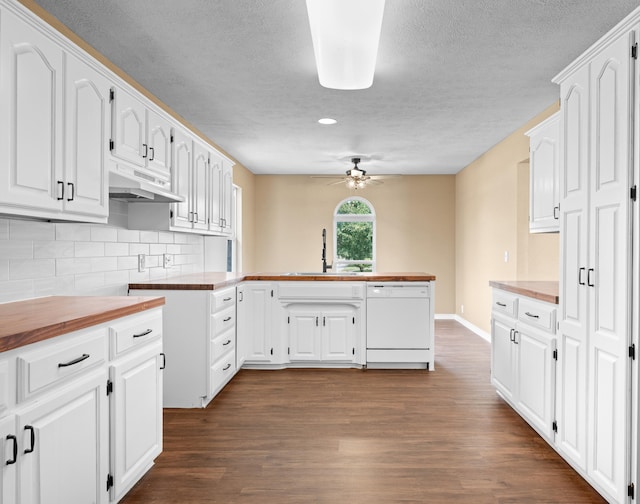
434,313 -> 490,342
333,196 -> 376,272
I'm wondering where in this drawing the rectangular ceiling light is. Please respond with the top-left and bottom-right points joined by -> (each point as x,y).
306,0 -> 385,90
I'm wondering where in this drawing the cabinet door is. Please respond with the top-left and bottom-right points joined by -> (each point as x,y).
146,110 -> 172,183
110,341 -> 163,502
321,309 -> 355,361
0,415 -> 16,504
491,315 -> 516,402
238,283 -> 273,363
171,129 -> 193,229
111,87 -> 146,168
192,143 -> 209,231
208,154 -> 223,233
586,32 -> 632,502
16,369 -> 109,504
64,53 -> 109,218
0,8 -> 63,212
288,310 -> 322,361
515,327 -> 556,440
557,64 -> 590,471
221,162 -> 234,234
529,115 -> 560,232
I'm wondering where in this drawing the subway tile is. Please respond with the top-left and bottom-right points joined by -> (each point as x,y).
188,234 -> 203,245
34,275 -> 75,296
129,269 -> 150,283
0,260 -> 7,281
91,257 -> 118,272
9,259 -> 55,280
129,243 -> 149,256
55,223 -> 91,241
166,244 -> 181,255
56,257 -> 92,276
105,242 -> 129,257
117,229 -> 140,243
91,226 -> 118,242
74,272 -> 105,292
158,232 -> 174,244
75,242 -> 105,258
145,255 -> 160,268
149,244 -> 166,255
103,270 -> 130,288
0,241 -> 33,260
0,279 -> 34,303
10,220 -> 55,241
140,231 -> 159,243
117,256 -> 139,270
174,233 -> 188,244
0,219 -> 8,240
34,241 -> 74,259
149,267 -> 168,280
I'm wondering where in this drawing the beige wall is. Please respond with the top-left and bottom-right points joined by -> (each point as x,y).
254,175 -> 456,314
232,164 -> 257,271
455,102 -> 560,333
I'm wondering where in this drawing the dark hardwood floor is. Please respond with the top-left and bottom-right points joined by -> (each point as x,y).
122,320 -> 605,503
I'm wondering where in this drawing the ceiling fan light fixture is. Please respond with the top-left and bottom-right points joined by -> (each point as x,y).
305,0 -> 385,90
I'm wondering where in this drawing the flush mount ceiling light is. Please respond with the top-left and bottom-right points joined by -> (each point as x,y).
306,0 -> 386,90
318,118 -> 337,125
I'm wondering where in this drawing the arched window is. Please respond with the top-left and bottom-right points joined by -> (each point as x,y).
333,197 -> 376,272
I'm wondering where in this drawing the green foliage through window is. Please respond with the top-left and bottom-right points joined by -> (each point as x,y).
335,198 -> 374,272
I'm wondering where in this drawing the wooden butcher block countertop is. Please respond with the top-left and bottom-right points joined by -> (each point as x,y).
128,272 -> 436,290
0,295 -> 165,353
489,280 -> 559,305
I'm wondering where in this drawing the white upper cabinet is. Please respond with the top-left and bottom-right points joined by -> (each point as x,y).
0,7 -> 63,214
208,152 -> 234,235
192,140 -> 210,231
526,112 -> 560,233
171,127 -> 193,230
64,52 -> 110,219
110,87 -> 173,186
0,5 -> 109,223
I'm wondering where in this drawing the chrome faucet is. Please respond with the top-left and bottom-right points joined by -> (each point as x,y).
322,228 -> 332,273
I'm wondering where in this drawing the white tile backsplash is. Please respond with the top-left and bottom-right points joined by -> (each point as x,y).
0,212 -> 208,302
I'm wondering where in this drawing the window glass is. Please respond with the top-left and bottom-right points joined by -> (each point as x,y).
333,197 -> 375,272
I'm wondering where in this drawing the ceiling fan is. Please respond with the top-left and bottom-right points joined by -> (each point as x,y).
312,157 -> 393,190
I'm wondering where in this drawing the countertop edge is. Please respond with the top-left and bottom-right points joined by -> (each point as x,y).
0,296 -> 165,353
489,281 -> 559,305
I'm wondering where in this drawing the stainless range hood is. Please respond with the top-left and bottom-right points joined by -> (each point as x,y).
109,170 -> 184,203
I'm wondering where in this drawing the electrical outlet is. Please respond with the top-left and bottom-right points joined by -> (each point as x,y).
461,304 -> 464,314
163,253 -> 173,269
138,254 -> 146,272
504,251 -> 509,263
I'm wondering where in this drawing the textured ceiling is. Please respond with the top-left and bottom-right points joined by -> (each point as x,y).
33,0 -> 640,175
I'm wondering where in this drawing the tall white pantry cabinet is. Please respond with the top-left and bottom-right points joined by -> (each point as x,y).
552,8 -> 639,503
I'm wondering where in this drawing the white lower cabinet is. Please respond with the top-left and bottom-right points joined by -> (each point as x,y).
287,307 -> 356,363
16,368 -> 110,504
491,289 -> 557,442
129,288 -> 237,408
109,340 -> 163,502
0,414 -> 16,504
237,282 -> 278,365
0,307 -> 163,504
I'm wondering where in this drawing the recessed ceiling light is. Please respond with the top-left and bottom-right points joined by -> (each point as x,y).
318,118 -> 337,125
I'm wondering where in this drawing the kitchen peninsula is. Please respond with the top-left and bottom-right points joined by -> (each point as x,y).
129,272 -> 436,408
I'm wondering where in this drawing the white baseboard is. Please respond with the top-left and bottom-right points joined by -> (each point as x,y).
436,313 -> 490,342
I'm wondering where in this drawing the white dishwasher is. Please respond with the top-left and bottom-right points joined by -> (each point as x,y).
366,282 -> 434,370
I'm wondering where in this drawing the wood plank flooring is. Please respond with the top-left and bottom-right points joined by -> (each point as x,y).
122,320 -> 605,503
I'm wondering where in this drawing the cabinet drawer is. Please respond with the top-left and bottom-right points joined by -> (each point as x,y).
518,298 -> 556,333
211,288 -> 236,313
211,329 -> 235,362
109,309 -> 162,359
211,352 -> 236,395
211,306 -> 235,337
492,290 -> 518,318
17,328 -> 107,401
